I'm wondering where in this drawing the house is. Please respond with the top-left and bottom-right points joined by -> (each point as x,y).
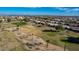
70,27 -> 79,32
63,25 -> 70,29
47,23 -> 58,27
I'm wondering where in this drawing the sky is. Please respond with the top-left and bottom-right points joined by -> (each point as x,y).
0,7 -> 79,16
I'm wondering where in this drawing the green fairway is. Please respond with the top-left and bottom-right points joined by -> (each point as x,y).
40,30 -> 79,51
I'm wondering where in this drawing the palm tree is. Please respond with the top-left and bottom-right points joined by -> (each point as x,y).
64,37 -> 68,51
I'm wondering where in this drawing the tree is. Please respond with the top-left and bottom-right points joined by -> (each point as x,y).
13,21 -> 27,30
64,37 -> 68,51
0,20 -> 2,23
56,25 -> 64,31
23,18 -> 28,22
7,18 -> 11,22
46,40 -> 50,48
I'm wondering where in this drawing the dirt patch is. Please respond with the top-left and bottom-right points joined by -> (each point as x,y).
14,26 -> 64,51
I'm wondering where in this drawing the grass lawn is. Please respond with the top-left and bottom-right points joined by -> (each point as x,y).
44,32 -> 58,36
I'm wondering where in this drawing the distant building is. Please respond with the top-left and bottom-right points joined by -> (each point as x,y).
70,27 -> 79,32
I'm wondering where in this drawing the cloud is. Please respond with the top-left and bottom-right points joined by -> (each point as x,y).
66,8 -> 79,12
55,7 -> 79,13
55,7 -> 69,10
